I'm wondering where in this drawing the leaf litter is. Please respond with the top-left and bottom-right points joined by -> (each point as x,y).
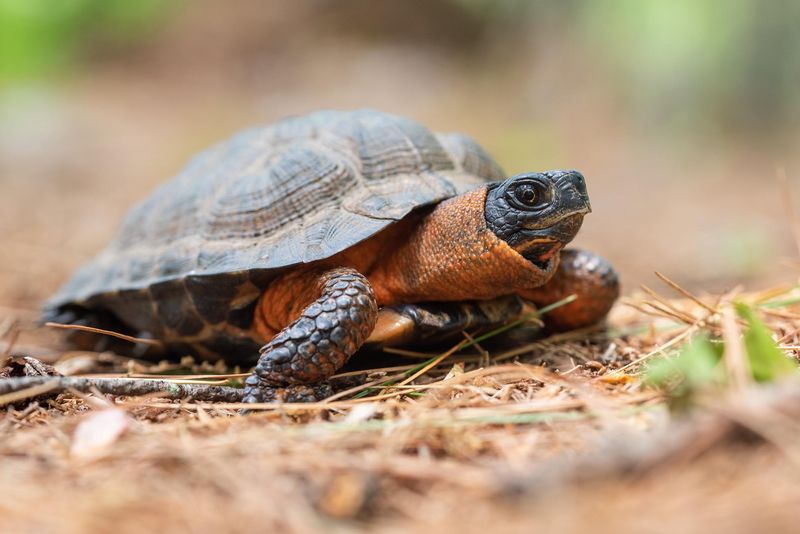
2,280 -> 800,532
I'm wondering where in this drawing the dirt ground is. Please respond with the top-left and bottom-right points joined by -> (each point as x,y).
3,291 -> 800,533
3,2 -> 800,532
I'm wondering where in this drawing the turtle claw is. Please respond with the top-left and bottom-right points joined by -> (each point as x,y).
240,381 -> 333,413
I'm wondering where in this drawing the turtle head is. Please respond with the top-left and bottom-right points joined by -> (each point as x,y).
485,170 -> 591,270
367,170 -> 591,304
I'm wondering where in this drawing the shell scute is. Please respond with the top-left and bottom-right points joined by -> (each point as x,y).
149,281 -> 204,336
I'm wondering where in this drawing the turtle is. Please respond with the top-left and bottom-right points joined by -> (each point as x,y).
45,109 -> 619,403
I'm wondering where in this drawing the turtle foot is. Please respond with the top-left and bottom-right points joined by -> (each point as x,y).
245,268 -> 377,401
240,382 -> 334,406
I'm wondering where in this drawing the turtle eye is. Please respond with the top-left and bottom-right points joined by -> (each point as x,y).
510,180 -> 551,210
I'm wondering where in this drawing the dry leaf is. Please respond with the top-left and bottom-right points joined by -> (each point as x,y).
343,403 -> 378,424
70,409 -> 131,460
444,362 -> 465,381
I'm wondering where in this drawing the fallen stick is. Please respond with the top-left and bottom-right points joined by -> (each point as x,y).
0,376 -> 244,406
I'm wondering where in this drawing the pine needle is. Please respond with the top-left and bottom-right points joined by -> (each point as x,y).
45,322 -> 163,346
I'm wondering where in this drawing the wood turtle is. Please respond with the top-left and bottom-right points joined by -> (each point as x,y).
45,109 -> 619,402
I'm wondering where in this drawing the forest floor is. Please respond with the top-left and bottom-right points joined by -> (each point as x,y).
3,279 -> 800,533
2,4 -> 800,531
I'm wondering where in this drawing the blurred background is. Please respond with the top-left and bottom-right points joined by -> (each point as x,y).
2,0 -> 799,314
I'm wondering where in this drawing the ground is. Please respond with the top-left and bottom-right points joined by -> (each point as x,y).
3,283 -> 800,533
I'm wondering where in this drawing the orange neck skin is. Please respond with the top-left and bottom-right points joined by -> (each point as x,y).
254,187 -> 556,338
365,187 -> 556,304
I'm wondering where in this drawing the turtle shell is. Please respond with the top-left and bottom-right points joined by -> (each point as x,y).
47,110 -> 505,356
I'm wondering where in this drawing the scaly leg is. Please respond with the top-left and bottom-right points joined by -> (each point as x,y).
365,296 -> 529,347
242,268 -> 378,403
520,249 -> 619,331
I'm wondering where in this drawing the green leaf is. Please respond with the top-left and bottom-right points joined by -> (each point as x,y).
644,334 -> 725,411
735,302 -> 797,382
644,334 -> 722,391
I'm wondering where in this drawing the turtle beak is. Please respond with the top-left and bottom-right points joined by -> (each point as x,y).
554,170 -> 591,216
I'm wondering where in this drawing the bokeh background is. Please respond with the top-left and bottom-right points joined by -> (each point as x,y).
2,0 -> 799,315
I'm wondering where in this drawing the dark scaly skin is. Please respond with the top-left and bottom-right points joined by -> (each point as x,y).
520,248 -> 619,332
242,268 -> 378,403
367,296 -> 527,347
243,383 -> 335,404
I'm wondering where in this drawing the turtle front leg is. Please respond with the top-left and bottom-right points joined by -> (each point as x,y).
243,268 -> 378,403
519,249 -> 619,332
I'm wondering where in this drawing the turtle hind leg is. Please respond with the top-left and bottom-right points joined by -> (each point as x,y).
365,296 -> 529,348
242,268 -> 378,403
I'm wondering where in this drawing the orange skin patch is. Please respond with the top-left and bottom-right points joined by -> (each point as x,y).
253,187 -> 615,341
532,241 -> 562,262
